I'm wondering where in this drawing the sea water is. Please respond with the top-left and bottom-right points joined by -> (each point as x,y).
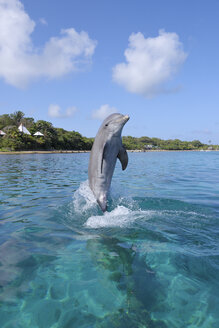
0,151 -> 218,328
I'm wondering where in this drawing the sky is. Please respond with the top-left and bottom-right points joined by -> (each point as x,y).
0,0 -> 219,143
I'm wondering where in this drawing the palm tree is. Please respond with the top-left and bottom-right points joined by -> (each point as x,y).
10,111 -> 25,126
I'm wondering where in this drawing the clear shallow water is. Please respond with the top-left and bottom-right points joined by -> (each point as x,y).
0,151 -> 218,328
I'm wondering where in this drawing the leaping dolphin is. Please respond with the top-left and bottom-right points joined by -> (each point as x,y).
88,113 -> 129,212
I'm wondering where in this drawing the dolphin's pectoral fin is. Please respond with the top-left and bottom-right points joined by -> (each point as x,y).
117,145 -> 128,170
101,143 -> 107,174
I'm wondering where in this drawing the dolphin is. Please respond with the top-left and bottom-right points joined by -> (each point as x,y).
88,113 -> 129,212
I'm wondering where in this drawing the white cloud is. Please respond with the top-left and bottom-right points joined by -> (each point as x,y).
39,18 -> 48,26
91,104 -> 118,120
48,104 -> 60,118
0,0 -> 97,88
113,29 -> 187,97
65,106 -> 77,117
48,104 -> 77,118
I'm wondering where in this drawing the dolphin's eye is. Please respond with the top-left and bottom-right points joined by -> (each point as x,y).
105,124 -> 108,127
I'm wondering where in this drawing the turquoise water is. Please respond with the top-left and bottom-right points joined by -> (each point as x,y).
0,151 -> 218,328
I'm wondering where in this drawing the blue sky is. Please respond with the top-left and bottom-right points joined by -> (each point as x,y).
0,0 -> 219,143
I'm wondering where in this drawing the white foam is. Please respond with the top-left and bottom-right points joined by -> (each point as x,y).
84,206 -> 205,229
73,180 -> 97,213
73,181 -> 206,229
85,206 -> 154,228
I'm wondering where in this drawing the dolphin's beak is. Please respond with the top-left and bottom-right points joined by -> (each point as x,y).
115,114 -> 130,125
123,115 -> 130,122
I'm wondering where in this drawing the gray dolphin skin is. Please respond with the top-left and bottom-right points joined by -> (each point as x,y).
88,113 -> 129,212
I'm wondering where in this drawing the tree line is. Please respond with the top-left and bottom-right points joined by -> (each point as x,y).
122,136 -> 211,150
0,111 -> 92,151
0,111 -> 216,151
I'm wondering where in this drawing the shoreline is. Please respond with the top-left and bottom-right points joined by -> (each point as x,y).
0,149 -> 218,155
0,150 -> 91,155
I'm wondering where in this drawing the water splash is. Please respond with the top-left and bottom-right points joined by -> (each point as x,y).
71,181 -> 211,232
85,206 -> 154,228
73,180 -> 97,213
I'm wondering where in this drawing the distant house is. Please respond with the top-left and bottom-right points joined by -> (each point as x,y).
33,131 -> 44,136
18,123 -> 31,135
0,130 -> 6,136
144,144 -> 153,149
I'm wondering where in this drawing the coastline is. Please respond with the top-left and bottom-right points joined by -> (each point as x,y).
0,150 -> 91,155
0,149 -> 218,155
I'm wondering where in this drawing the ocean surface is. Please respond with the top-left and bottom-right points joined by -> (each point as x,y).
0,151 -> 218,328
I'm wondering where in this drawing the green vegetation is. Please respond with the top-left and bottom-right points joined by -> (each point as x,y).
122,136 -> 216,150
0,111 -> 92,151
0,111 -> 217,151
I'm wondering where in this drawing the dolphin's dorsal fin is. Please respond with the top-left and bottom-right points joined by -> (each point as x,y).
117,145 -> 128,170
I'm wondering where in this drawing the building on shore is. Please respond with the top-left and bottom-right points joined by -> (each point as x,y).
18,124 -> 31,135
144,144 -> 153,150
0,130 -> 6,136
33,131 -> 44,136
